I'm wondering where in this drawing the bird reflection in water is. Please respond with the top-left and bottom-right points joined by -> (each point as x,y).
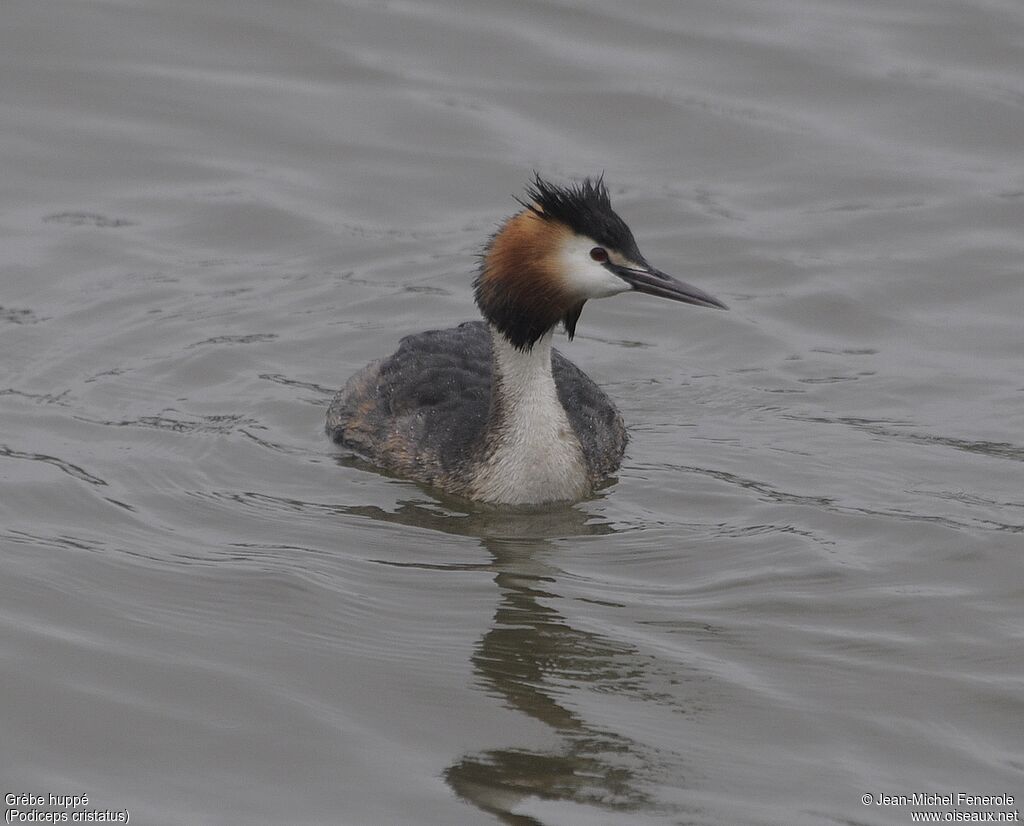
345,496 -> 697,824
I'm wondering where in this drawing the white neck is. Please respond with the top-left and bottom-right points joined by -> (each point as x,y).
468,325 -> 589,505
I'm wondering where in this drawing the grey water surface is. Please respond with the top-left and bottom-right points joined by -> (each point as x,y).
2,1 -> 1022,824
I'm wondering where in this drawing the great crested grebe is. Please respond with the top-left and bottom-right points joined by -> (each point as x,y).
326,175 -> 726,505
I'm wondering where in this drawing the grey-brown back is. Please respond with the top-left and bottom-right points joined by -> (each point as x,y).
326,321 -> 627,495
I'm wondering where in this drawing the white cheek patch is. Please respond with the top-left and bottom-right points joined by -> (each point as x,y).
560,236 -> 631,299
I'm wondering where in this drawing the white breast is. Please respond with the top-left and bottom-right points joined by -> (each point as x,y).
469,329 -> 590,505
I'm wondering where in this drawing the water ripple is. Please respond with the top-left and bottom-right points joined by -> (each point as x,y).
0,444 -> 107,486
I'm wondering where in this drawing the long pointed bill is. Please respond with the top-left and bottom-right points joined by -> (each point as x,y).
610,263 -> 728,310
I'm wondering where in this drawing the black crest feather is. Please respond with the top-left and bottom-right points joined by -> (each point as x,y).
520,172 -> 643,262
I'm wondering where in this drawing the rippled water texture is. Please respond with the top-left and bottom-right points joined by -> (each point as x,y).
2,0 -> 1022,823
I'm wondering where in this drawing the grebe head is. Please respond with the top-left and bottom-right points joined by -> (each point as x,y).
473,173 -> 728,351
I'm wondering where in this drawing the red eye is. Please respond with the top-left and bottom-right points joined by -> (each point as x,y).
590,247 -> 608,263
